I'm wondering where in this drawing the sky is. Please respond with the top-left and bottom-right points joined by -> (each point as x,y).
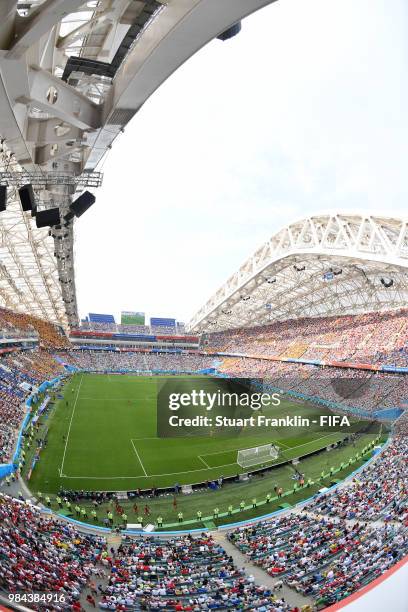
74,0 -> 408,326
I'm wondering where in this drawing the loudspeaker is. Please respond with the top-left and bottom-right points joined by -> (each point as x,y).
18,184 -> 36,212
0,185 -> 6,212
381,278 -> 393,288
70,190 -> 95,218
36,207 -> 61,228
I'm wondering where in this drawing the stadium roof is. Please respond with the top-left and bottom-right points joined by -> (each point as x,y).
0,145 -> 69,326
188,213 -> 408,333
0,0 -> 275,329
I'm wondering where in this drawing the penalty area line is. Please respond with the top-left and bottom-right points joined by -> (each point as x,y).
130,439 -> 148,477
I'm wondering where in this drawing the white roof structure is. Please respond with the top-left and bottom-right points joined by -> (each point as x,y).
0,0 -> 275,328
189,213 -> 408,333
0,144 -> 67,324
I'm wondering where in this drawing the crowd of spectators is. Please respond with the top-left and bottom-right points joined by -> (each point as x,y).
79,322 -> 118,332
119,325 -> 151,334
203,308 -> 408,366
0,494 -> 106,606
57,351 -> 216,373
226,436 -> 407,606
0,495 -> 295,611
0,350 -> 65,463
311,437 -> 408,522
395,410 -> 408,434
0,307 -> 69,348
0,390 -> 24,464
4,342 -> 401,467
100,534 -> 290,610
216,357 -> 408,415
0,339 -> 405,464
0,431 -> 406,611
74,323 -> 190,337
228,512 -> 407,608
48,346 -> 408,416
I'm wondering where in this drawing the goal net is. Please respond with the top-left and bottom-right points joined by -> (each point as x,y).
237,443 -> 279,468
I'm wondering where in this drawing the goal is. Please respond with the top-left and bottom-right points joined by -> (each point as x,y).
237,443 -> 279,468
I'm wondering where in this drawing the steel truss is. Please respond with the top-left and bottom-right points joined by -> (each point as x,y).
0,146 -> 68,325
188,213 -> 408,333
0,0 -> 275,328
0,170 -> 103,189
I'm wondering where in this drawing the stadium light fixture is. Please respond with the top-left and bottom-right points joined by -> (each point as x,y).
381,277 -> 394,288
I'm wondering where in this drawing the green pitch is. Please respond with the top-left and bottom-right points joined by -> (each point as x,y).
28,373 -> 376,493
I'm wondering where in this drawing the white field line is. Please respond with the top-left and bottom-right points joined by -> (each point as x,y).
60,374 -> 83,475
60,461 -> 239,479
59,433 -> 342,480
198,455 -> 211,469
198,435 -> 338,466
130,439 -> 148,476
79,396 -> 155,401
281,433 -> 341,452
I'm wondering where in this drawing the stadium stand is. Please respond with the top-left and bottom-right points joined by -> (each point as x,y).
101,534 -> 286,610
228,514 -> 407,608
81,323 -> 118,332
74,316 -> 191,338
0,308 -> 69,349
57,350 -> 216,372
0,310 -> 407,611
89,314 -> 116,324
311,437 -> 408,522
203,309 -> 408,366
0,0 -> 406,607
150,317 -> 176,329
216,357 -> 408,416
0,494 -> 105,604
0,494 -> 293,611
0,350 -> 65,463
1,341 -> 405,490
118,325 -> 151,334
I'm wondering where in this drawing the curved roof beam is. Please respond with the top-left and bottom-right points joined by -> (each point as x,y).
189,214 -> 408,332
0,0 -> 278,327
8,0 -> 86,59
